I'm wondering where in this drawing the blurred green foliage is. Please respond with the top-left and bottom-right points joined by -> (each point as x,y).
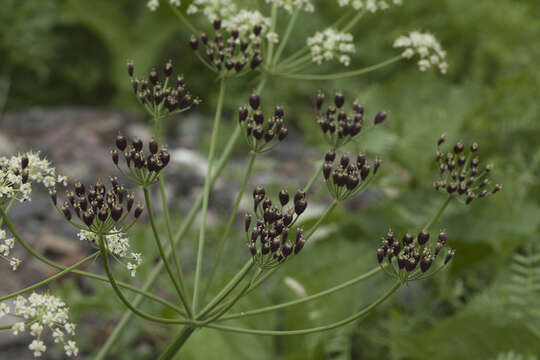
4,0 -> 540,358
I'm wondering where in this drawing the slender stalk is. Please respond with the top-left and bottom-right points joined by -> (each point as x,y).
0,252 -> 100,302
278,53 -> 312,72
193,78 -> 227,313
202,152 -> 257,301
0,209 -> 182,313
272,7 -> 300,68
206,282 -> 401,335
144,188 -> 193,317
423,195 -> 452,230
265,3 -> 278,66
97,234 -> 189,325
169,4 -> 198,34
96,76 -> 268,360
341,11 -> 366,32
218,266 -> 381,321
303,161 -> 324,193
272,56 -> 402,80
304,200 -> 338,239
159,174 -> 189,307
157,326 -> 196,360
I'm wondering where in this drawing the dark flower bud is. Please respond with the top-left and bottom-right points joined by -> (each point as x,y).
83,210 -> 95,226
253,24 -> 262,36
127,60 -> 134,77
294,237 -> 306,255
360,164 -> 370,180
402,232 -> 414,245
149,68 -> 158,85
438,231 -> 447,245
271,237 -> 280,252
251,229 -> 259,243
130,78 -> 138,94
60,203 -> 71,220
253,110 -> 264,124
21,170 -> 29,184
21,156 -> 29,169
74,182 -> 85,197
325,149 -> 336,162
116,134 -> 127,151
47,189 -> 57,206
111,149 -> 119,165
323,162 -> 332,180
250,54 -> 262,69
444,249 -> 455,264
357,153 -> 366,168
377,247 -> 385,263
149,138 -> 158,154
253,126 -> 264,140
213,18 -> 221,30
373,158 -> 381,175
189,35 -> 199,50
278,127 -> 288,141
134,204 -> 144,218
253,185 -> 265,199
466,192 -> 475,204
248,242 -> 257,256
98,207 -> 108,222
374,111 -> 387,125
294,190 -> 306,203
200,32 -> 208,45
238,105 -> 248,122
294,199 -> 307,215
420,257 -> 433,272
132,137 -> 143,151
340,154 -> 349,168
283,210 -> 293,226
274,106 -> 284,118
249,93 -> 260,110
111,205 -> 123,221
453,141 -> 464,154
164,59 -> 173,77
126,193 -> 134,212
264,129 -> 275,142
346,175 -> 359,190
334,92 -> 345,108
352,102 -> 364,114
279,189 -> 289,206
437,133 -> 446,146
470,142 -> 479,152
281,228 -> 289,244
316,91 -> 325,110
492,184 -> 502,194
446,182 -> 457,194
159,149 -> 170,167
262,242 -> 271,255
245,214 -> 252,232
417,230 -> 430,245
282,242 -> 293,257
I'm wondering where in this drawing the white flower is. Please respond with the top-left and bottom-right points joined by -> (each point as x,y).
10,257 -> 21,271
266,32 -> 279,44
307,28 -> 355,66
5,293 -> 77,358
222,9 -> 273,42
265,0 -> 315,14
78,229 -> 142,277
64,340 -> 79,357
337,0 -> 402,12
29,340 -> 47,357
187,0 -> 237,21
0,302 -> 9,317
393,31 -> 448,74
170,0 -> 181,6
147,0 -> 159,11
0,226 -> 22,270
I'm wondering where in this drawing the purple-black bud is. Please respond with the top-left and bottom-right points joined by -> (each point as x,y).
116,134 -> 127,151
374,111 -> 387,125
249,93 -> 260,110
334,92 -> 345,108
134,204 -> 144,218
279,189 -> 289,206
149,138 -> 158,154
417,230 -> 430,245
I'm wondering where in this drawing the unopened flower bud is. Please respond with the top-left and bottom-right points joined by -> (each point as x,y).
249,93 -> 260,110
294,199 -> 307,215
127,60 -> 134,77
374,111 -> 387,125
111,149 -> 119,165
444,249 -> 455,264
134,204 -> 144,218
244,214 -> 252,232
437,133 -> 446,146
116,134 -> 127,151
21,156 -> 29,169
278,127 -> 288,141
334,92 -> 345,108
83,210 -> 95,226
316,91 -> 325,110
279,189 -> 289,206
417,230 -> 430,245
149,138 -> 158,154
323,162 -> 332,180
438,231 -> 447,245
325,149 -> 336,162
402,232 -> 414,245
373,158 -> 381,175
492,184 -> 502,194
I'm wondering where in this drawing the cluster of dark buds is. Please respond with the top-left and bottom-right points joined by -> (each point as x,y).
433,135 -> 502,204
127,59 -> 199,120
111,134 -> 171,187
50,177 -> 143,235
316,91 -> 387,148
377,229 -> 455,283
189,19 -> 263,76
322,149 -> 380,201
245,185 -> 308,269
238,93 -> 288,153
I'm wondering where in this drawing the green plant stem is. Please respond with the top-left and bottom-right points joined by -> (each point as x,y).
265,3 -> 278,66
97,234 -> 188,325
272,56 -> 402,80
304,200 -> 338,239
95,76 -> 268,360
159,174 -> 190,309
202,152 -> 257,301
169,4 -> 198,34
424,195 -> 452,230
0,209 -> 182,313
272,7 -> 300,68
219,266 -> 381,321
143,188 -> 193,318
303,161 -> 324,193
157,326 -> 196,360
206,281 -> 401,335
0,252 -> 100,302
193,78 -> 227,313
341,11 -> 365,32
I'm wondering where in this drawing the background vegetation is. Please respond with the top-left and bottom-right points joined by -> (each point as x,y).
1,0 -> 539,358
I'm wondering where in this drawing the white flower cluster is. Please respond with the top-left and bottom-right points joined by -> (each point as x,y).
0,151 -> 67,203
337,0 -> 402,12
146,0 -> 181,12
307,28 -> 355,66
265,0 -> 315,14
224,9 -> 278,43
0,228 -> 20,271
0,293 -> 78,358
393,31 -> 448,74
77,229 -> 142,277
186,0 -> 236,21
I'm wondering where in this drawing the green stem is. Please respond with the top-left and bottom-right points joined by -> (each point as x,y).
144,188 -> 193,318
95,75 -> 268,360
169,4 -> 198,34
202,152 -> 257,301
218,266 -> 381,321
304,200 -> 338,239
206,282 -> 401,335
0,209 -> 182,313
272,7 -> 300,68
265,3 -> 278,66
423,195 -> 452,230
0,252 -> 100,302
97,234 -> 188,325
157,326 -> 196,360
340,11 -> 366,32
159,174 -> 190,310
193,78 -> 227,313
272,56 -> 402,80
303,161 -> 324,193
